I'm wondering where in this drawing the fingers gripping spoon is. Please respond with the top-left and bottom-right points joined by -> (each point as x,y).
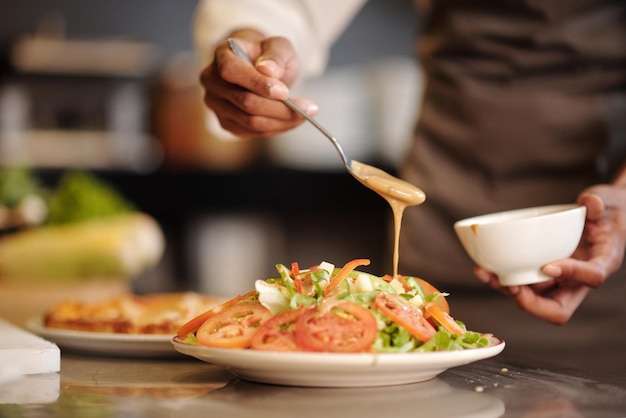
228,38 -> 353,173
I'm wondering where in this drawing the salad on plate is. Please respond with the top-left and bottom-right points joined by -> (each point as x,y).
176,259 -> 494,354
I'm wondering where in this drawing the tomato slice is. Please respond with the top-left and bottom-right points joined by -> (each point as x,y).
250,307 -> 304,351
176,290 -> 257,339
196,301 -> 272,348
423,302 -> 465,336
295,301 -> 378,353
374,292 -> 436,342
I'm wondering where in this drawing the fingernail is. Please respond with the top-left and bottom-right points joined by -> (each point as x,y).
268,82 -> 289,99
508,285 -> 520,295
256,58 -> 279,76
302,102 -> 319,116
589,192 -> 605,210
472,266 -> 490,284
542,264 -> 562,277
475,273 -> 489,284
579,192 -> 604,210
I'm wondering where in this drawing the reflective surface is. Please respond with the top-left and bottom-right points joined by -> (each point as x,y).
1,349 -> 624,418
171,336 -> 505,387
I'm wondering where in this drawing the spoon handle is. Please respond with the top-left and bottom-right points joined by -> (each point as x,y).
227,38 -> 352,169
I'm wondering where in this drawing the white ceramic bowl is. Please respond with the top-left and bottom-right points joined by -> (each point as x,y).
454,204 -> 586,286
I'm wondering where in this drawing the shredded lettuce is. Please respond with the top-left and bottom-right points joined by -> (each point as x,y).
255,279 -> 289,314
253,261 -> 493,353
46,171 -> 134,225
416,330 -> 490,352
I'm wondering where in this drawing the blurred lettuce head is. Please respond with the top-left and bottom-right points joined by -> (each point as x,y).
46,171 -> 135,225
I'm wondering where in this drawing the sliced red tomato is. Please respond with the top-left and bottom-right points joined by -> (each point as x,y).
250,307 -> 304,351
324,259 -> 371,296
374,292 -> 436,342
176,290 -> 257,339
196,301 -> 272,348
295,301 -> 378,353
423,302 -> 465,336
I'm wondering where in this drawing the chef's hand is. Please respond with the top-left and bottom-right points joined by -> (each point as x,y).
475,173 -> 626,325
200,29 -> 318,139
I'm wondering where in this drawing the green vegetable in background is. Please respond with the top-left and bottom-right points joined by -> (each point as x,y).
0,212 -> 164,281
46,171 -> 134,225
0,169 -> 163,280
0,166 -> 46,208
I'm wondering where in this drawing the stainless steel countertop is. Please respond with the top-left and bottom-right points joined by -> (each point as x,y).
2,349 -> 625,418
2,285 -> 625,417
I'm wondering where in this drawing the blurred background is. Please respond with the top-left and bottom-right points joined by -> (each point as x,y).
0,0 -> 421,299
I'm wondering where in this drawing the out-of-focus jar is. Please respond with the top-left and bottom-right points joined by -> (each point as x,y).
154,51 -> 261,170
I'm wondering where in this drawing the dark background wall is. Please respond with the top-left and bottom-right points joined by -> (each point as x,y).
0,0 -> 418,294
0,0 -> 417,68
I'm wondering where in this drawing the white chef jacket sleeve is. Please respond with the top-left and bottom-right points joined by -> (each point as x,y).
193,0 -> 367,77
193,0 -> 367,140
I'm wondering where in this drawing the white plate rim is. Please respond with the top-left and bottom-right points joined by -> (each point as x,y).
26,316 -> 176,357
171,336 -> 505,386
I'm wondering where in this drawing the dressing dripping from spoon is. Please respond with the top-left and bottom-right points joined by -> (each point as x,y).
228,38 -> 426,277
350,161 -> 425,278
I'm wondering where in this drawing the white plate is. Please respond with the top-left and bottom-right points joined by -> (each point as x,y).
26,317 -> 177,358
172,336 -> 505,387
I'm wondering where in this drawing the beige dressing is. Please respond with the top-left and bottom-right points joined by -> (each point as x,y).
351,161 -> 426,278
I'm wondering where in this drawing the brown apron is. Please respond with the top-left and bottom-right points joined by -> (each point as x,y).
397,0 -> 626,374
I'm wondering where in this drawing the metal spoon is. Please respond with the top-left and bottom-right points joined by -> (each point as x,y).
227,38 -> 425,207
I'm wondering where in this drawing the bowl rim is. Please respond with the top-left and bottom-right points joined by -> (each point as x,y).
453,203 -> 585,228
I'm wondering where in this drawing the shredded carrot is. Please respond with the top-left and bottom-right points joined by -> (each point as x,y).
423,302 -> 465,336
291,262 -> 303,294
381,274 -> 410,291
324,259 -> 371,296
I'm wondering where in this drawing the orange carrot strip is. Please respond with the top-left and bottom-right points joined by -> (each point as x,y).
324,259 -> 371,296
292,262 -> 303,294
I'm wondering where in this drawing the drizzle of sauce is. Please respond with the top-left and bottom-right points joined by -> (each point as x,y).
351,161 -> 426,278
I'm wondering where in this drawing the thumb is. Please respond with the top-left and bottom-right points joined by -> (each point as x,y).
256,57 -> 282,78
255,37 -> 300,85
